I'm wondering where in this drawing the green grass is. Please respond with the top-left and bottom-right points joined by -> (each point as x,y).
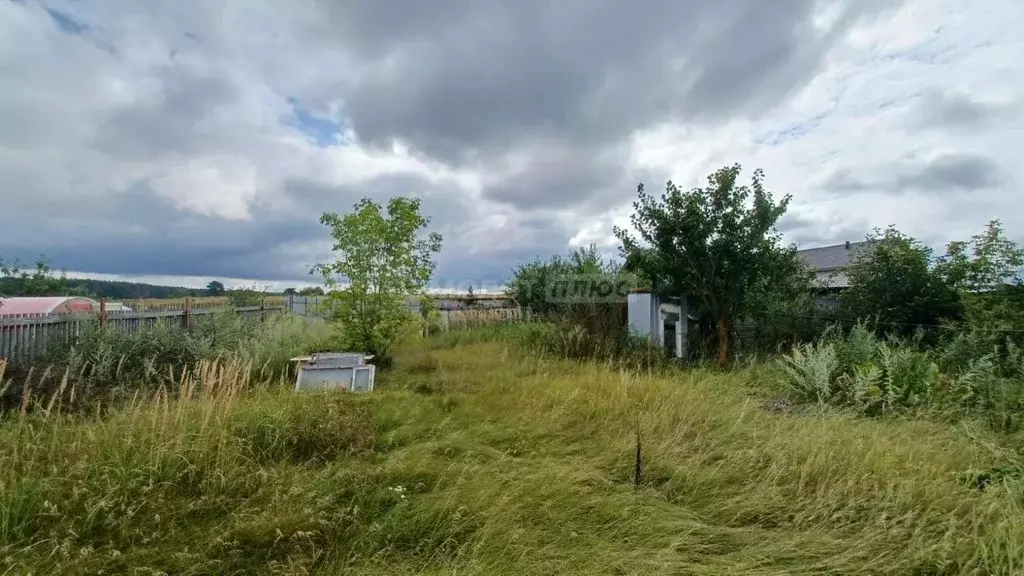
2,333 -> 1023,574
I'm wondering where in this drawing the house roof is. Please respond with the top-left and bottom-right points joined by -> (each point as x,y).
797,241 -> 872,272
796,241 -> 874,289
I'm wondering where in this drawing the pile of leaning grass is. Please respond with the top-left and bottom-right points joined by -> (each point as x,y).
1,335 -> 1023,575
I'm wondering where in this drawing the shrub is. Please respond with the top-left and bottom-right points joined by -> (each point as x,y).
777,341 -> 839,404
778,321 -> 1024,430
839,226 -> 963,338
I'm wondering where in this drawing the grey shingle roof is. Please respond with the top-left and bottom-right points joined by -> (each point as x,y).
797,241 -> 872,272
796,241 -> 873,289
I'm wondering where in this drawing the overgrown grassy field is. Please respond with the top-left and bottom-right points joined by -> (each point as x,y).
2,328 -> 1023,574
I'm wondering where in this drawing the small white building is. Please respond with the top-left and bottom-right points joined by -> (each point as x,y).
627,290 -> 689,359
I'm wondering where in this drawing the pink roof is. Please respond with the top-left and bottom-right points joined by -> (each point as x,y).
0,297 -> 98,316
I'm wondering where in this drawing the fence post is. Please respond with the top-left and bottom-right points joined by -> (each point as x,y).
183,297 -> 192,330
98,297 -> 108,329
260,297 -> 266,323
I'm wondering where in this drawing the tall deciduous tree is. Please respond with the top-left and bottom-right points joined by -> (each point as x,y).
934,219 -> 1024,292
840,226 -> 962,334
312,196 -> 442,360
934,220 -> 1024,334
614,164 -> 798,367
206,280 -> 226,296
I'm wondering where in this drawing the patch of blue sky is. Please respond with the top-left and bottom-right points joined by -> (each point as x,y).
285,97 -> 347,147
27,0 -> 90,35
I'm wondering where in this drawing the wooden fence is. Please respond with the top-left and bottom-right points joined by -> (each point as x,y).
285,295 -> 523,328
1,295 -> 523,366
435,307 -> 523,330
0,302 -> 285,366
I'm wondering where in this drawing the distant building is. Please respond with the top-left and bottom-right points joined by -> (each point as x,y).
797,240 -> 873,290
0,296 -> 99,316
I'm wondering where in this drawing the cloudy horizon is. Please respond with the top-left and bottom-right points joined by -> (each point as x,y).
1,0 -> 1021,289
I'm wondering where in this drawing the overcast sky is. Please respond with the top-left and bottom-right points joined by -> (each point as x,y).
1,0 -> 1021,291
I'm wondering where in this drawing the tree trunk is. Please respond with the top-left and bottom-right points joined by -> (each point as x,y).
716,316 -> 730,368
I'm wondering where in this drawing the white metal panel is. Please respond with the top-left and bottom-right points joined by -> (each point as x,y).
627,293 -> 654,338
352,365 -> 375,392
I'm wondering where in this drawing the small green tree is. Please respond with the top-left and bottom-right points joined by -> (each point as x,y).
206,280 -> 226,296
282,287 -> 298,295
312,196 -> 443,361
840,226 -> 962,335
935,220 -> 1024,292
614,164 -> 801,367
299,286 -> 325,296
934,220 -> 1024,346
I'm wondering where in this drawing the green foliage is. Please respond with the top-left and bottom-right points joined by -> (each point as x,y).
505,245 -> 643,362
0,258 -> 212,299
934,220 -> 1024,360
778,324 -> 941,412
1,314 -> 334,413
736,248 -> 821,355
417,295 -> 444,337
840,226 -> 962,336
779,322 -> 1024,430
298,286 -> 325,296
205,280 -> 226,296
778,341 -> 839,404
0,256 -> 82,298
615,164 -> 807,366
4,337 -> 1024,573
506,244 -> 620,315
224,283 -> 275,307
935,219 -> 1024,292
312,196 -> 443,361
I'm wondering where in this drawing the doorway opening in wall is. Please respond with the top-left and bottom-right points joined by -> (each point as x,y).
663,313 -> 680,356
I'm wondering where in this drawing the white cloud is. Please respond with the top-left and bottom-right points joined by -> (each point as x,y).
0,0 -> 1020,290
626,0 -> 1023,250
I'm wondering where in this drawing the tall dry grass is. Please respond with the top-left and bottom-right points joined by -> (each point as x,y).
1,312 -> 337,413
2,331 -> 1023,574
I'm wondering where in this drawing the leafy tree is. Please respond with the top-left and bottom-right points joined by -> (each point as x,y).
740,242 -> 819,352
0,255 -> 80,297
224,283 -> 274,307
298,286 -> 325,296
206,280 -> 226,296
467,285 -> 474,297
935,219 -> 1024,292
934,220 -> 1024,340
614,164 -> 801,367
312,196 -> 442,361
282,287 -> 298,295
506,244 -> 619,315
840,226 -> 962,335
506,244 -> 640,361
